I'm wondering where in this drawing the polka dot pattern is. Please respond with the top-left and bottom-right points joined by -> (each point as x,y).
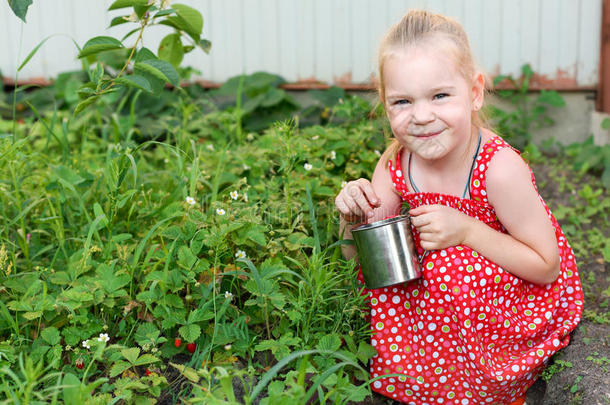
360,135 -> 584,404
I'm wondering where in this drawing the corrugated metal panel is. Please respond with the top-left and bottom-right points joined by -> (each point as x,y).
0,0 -> 602,88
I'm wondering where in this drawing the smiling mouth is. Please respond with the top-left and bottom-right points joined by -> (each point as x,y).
412,129 -> 443,138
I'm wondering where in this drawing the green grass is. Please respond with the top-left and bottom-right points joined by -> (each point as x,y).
0,89 -> 389,403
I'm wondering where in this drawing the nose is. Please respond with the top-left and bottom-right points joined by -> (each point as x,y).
411,101 -> 434,124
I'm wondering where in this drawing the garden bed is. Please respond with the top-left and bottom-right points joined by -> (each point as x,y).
0,82 -> 608,403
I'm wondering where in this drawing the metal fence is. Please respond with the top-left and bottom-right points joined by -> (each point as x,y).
0,0 -> 602,88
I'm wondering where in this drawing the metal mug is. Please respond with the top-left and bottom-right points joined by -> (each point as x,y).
351,215 -> 422,289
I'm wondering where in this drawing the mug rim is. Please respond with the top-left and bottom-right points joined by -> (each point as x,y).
352,215 -> 410,233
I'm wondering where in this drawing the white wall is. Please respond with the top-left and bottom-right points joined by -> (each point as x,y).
0,0 -> 602,87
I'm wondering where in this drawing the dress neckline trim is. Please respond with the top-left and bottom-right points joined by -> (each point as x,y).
407,129 -> 482,199
396,134 -> 505,204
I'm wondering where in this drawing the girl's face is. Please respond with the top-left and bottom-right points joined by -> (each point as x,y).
383,44 -> 481,162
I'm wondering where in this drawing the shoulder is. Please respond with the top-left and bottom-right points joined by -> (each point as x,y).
378,140 -> 403,171
483,137 -> 536,205
485,140 -> 530,183
373,140 -> 404,187
372,148 -> 400,192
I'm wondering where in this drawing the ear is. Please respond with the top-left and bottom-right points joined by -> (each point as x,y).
471,71 -> 485,111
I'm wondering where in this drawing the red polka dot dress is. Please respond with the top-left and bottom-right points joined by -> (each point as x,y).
361,135 -> 583,404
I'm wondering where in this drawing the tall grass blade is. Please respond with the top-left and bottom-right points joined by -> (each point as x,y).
18,35 -> 55,71
305,183 -> 321,255
130,215 -> 181,269
247,349 -> 319,401
0,301 -> 19,335
303,361 -> 351,403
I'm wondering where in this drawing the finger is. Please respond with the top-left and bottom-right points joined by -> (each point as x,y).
346,183 -> 375,218
335,197 -> 352,217
352,191 -> 376,218
357,180 -> 380,207
419,240 -> 436,251
411,214 -> 432,228
340,194 -> 366,219
409,204 -> 435,216
417,228 -> 435,239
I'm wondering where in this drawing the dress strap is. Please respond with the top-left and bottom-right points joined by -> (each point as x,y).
407,153 -> 420,194
407,129 -> 482,199
462,129 -> 482,199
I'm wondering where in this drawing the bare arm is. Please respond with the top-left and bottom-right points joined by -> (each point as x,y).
465,148 -> 560,284
336,157 -> 402,261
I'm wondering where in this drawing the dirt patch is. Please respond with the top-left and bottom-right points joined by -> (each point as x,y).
534,321 -> 610,405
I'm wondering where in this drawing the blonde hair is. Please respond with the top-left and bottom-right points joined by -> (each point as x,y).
378,10 -> 491,165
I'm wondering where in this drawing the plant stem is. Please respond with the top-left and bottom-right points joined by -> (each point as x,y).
11,24 -> 24,144
264,299 -> 271,340
116,16 -> 148,80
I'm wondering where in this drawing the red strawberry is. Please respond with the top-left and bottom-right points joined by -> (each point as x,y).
75,358 -> 84,369
187,342 -> 196,353
146,368 -> 152,376
174,337 -> 182,348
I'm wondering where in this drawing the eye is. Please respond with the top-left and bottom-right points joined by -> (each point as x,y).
393,99 -> 410,106
433,93 -> 449,100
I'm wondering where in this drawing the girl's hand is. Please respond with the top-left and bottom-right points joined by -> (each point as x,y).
409,204 -> 474,250
335,179 -> 381,223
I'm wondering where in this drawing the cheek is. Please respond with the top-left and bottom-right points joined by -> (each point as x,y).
443,104 -> 472,125
389,112 -> 411,134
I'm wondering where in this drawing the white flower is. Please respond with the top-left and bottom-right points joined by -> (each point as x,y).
235,250 -> 246,259
82,340 -> 90,349
330,151 -> 336,160
246,133 -> 255,141
243,164 -> 250,170
97,333 -> 110,343
243,193 -> 248,202
339,98 -> 344,104
185,196 -> 196,206
341,181 -> 348,188
304,163 -> 313,171
224,291 -> 233,300
206,144 -> 215,151
312,135 -> 319,140
164,158 -> 169,163
216,208 -> 226,216
224,344 -> 232,350
230,191 -> 239,200
374,150 -> 381,157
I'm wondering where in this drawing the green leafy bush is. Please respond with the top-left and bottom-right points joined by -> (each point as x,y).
488,64 -> 566,150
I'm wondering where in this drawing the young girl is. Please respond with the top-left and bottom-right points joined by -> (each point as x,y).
335,10 -> 583,405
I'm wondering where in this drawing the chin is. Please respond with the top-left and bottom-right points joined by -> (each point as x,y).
408,136 -> 449,159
